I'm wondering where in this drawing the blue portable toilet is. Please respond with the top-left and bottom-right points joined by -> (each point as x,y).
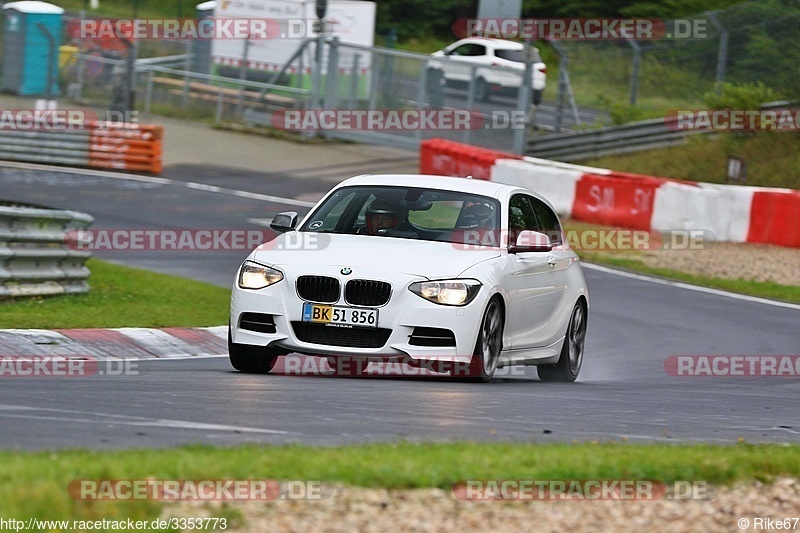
192,1 -> 215,74
1,1 -> 64,96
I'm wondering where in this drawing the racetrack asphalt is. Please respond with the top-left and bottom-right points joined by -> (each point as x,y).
0,163 -> 798,450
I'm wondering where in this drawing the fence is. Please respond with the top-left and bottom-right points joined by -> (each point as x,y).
549,1 -> 800,119
0,203 -> 93,297
58,35 -> 537,153
2,2 -> 795,157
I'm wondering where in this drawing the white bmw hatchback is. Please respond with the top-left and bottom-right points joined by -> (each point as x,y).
229,174 -> 588,382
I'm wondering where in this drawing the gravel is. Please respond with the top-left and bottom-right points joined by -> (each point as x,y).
637,242 -> 800,287
165,478 -> 800,532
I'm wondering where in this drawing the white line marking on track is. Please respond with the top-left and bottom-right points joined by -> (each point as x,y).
0,160 -> 316,207
0,405 -> 292,435
583,262 -> 800,310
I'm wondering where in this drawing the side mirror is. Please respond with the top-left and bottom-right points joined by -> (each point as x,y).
270,212 -> 298,234
508,230 -> 552,253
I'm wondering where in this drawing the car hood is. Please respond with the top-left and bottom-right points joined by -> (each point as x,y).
251,232 -> 500,279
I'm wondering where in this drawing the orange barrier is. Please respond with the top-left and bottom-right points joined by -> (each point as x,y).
747,190 -> 800,248
572,173 -> 666,230
420,139 -> 521,180
87,123 -> 164,174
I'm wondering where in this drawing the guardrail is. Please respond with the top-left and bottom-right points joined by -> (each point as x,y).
527,100 -> 797,161
0,204 -> 93,297
0,123 -> 164,174
526,117 -> 703,161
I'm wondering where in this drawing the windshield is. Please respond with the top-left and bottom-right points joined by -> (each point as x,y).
300,186 -> 501,246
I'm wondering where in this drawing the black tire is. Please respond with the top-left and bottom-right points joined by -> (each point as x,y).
466,297 -> 504,382
475,78 -> 490,102
537,301 -> 587,383
532,89 -> 544,106
228,329 -> 279,374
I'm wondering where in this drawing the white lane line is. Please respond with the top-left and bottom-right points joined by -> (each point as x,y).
0,405 -> 292,435
0,160 -> 315,208
583,262 -> 800,310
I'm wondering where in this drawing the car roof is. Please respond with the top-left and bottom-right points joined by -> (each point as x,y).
458,37 -> 524,50
335,174 -> 544,203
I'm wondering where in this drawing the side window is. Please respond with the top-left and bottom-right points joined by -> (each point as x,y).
529,197 -> 563,245
509,195 -> 540,233
449,44 -> 473,56
470,44 -> 487,57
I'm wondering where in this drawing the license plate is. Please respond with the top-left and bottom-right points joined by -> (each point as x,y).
302,302 -> 378,328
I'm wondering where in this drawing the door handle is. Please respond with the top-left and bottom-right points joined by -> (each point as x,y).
547,256 -> 558,267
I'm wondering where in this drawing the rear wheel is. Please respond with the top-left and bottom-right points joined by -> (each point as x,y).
537,301 -> 586,382
466,298 -> 503,382
228,329 -> 279,374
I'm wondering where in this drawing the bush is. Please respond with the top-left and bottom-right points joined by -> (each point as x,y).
702,82 -> 776,110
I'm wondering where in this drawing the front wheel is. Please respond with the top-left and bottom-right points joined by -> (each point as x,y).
466,298 -> 504,382
538,301 -> 586,382
228,329 -> 279,374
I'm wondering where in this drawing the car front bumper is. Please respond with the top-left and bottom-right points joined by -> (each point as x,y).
230,265 -> 488,364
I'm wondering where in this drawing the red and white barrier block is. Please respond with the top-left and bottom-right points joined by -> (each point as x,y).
419,139 -> 800,248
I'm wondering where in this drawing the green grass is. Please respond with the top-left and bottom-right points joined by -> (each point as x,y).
1,442 -> 799,521
584,132 -> 800,189
0,259 -> 229,329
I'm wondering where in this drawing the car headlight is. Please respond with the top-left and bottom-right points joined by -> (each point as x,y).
238,261 -> 283,290
409,279 -> 481,306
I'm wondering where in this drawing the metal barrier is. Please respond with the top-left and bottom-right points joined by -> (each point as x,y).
526,117 -> 703,161
0,204 -> 93,297
526,101 -> 796,161
0,123 -> 163,174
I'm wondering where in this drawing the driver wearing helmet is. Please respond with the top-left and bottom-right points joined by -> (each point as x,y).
362,198 -> 402,235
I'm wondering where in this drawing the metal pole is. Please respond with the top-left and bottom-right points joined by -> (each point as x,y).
237,38 -> 250,116
216,86 -> 224,124
75,53 -> 85,100
708,12 -> 728,95
414,62 -> 427,142
463,65 -> 477,145
348,54 -> 360,109
324,37 -> 339,108
182,40 -> 192,108
368,52 -> 379,110
128,42 -> 137,114
512,40 -> 534,155
144,69 -> 153,115
311,28 -> 324,110
625,36 -> 641,106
